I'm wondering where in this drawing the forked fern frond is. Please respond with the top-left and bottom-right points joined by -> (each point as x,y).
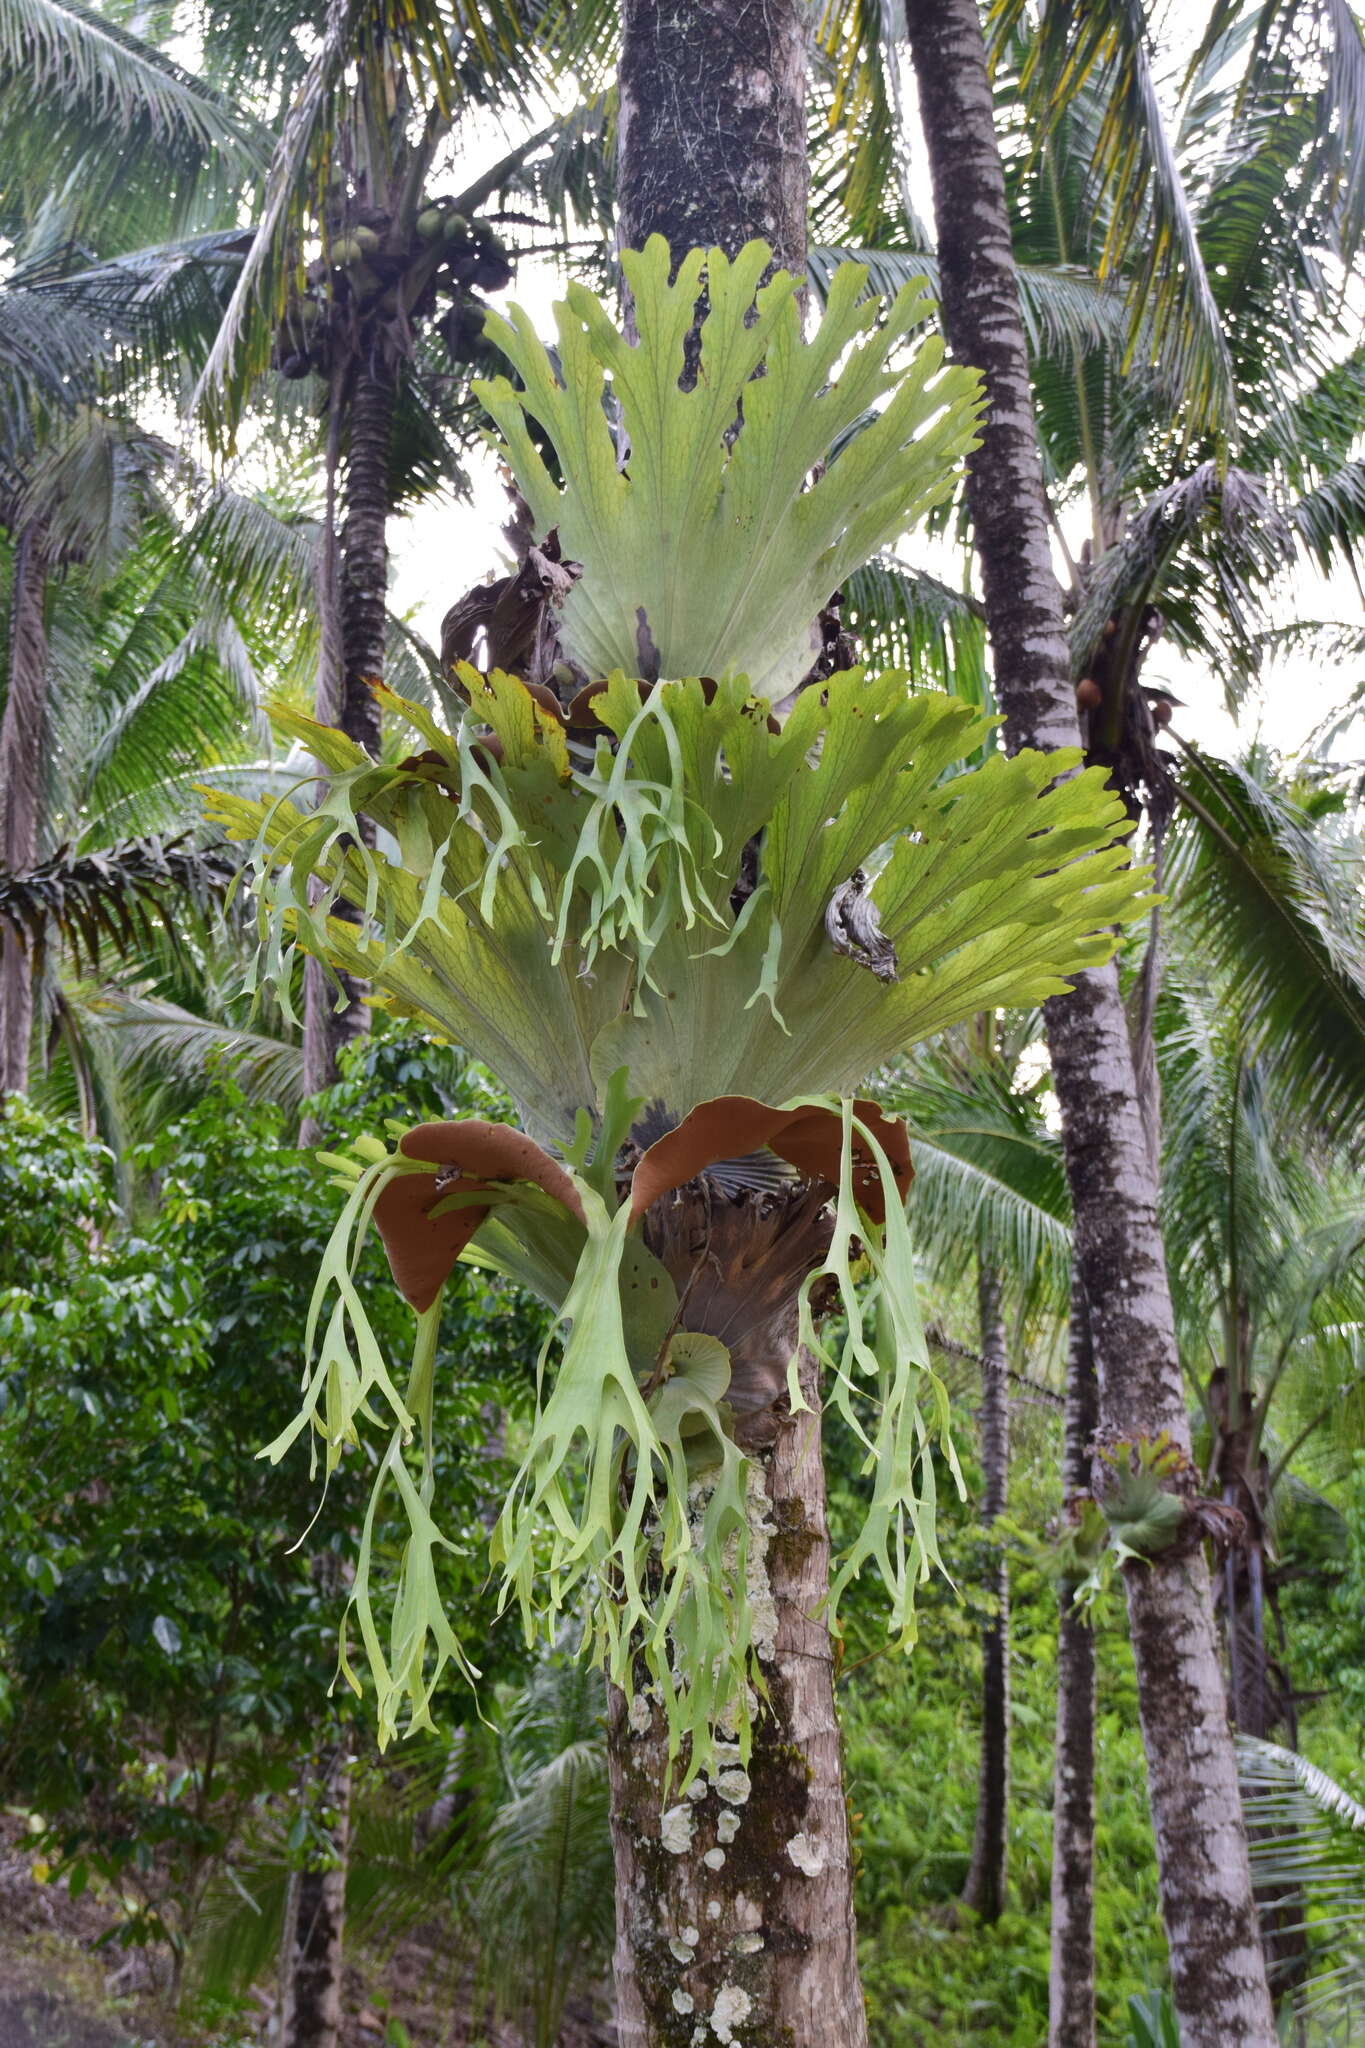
476,237 -> 985,700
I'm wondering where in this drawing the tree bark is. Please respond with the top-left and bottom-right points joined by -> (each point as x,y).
1050,1291 -> 1099,2048
606,1359 -> 867,2048
618,0 -> 809,278
609,13 -> 871,2042
279,1736 -> 352,2048
0,527 -> 50,1096
338,358 -> 393,762
301,360 -> 393,1128
901,6 -> 1278,2042
962,1259 -> 1010,1921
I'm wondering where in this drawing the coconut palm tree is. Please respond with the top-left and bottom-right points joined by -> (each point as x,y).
889,741 -> 1365,2041
1,0 -> 607,1099
883,4 -> 1365,2039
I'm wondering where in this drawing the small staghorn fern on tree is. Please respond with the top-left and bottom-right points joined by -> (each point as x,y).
209,238 -> 1153,2046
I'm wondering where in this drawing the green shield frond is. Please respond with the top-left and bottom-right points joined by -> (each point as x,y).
475,238 -> 985,700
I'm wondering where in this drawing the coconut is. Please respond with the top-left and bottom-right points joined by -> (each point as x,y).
351,224 -> 381,258
442,212 -> 471,245
416,205 -> 445,243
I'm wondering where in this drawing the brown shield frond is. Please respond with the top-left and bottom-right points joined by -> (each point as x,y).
628,1095 -> 912,1227
375,1120 -> 586,1312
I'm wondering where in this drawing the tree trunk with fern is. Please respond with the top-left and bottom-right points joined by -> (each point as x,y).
0,525 -> 49,1096
963,1259 -> 1011,1921
1050,1291 -> 1099,2048
607,8 -> 869,2042
901,4 -> 1278,2042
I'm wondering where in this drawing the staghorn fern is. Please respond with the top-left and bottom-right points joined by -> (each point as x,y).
209,246 -> 1156,1777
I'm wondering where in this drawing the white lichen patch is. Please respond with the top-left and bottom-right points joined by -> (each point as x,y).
714,1768 -> 751,1806
711,1984 -> 753,2043
686,1776 -> 710,1802
731,1931 -> 764,1955
706,1900 -> 722,1921
627,1690 -> 652,1735
744,1467 -> 779,1662
703,1846 -> 727,1871
681,1925 -> 699,1947
669,1937 -> 695,1964
672,1989 -> 695,2016
661,1804 -> 695,1854
785,1831 -> 827,1877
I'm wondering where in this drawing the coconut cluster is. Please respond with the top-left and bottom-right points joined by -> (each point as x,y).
273,194 -> 513,380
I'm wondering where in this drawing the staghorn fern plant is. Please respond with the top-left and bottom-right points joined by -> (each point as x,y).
208,239 -> 1154,1786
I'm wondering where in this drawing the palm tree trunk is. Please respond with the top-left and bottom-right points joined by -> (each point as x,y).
618,0 -> 809,275
339,357 -> 393,760
606,1356 -> 867,2048
901,6 -> 1277,2043
963,1258 -> 1010,1920
0,526 -> 49,1096
608,13 -> 869,2042
1050,1291 -> 1099,2048
279,1735 -> 352,2048
301,359 -> 394,1119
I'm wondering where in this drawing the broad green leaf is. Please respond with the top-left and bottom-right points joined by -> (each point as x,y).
476,238 -> 985,699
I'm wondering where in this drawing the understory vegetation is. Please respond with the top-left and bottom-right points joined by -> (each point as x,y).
2,1027 -> 1363,2044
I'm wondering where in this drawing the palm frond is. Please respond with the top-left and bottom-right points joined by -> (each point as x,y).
93,991 -> 305,1108
80,613 -> 267,832
1068,463 -> 1294,686
29,230 -> 254,389
1291,459 -> 1365,579
0,286 -> 111,461
1166,748 -> 1365,1149
0,836 -> 238,971
0,0 -> 268,236
1240,1736 -> 1365,1937
811,0 -> 909,244
809,241 -> 1132,361
174,481 -> 320,625
1195,0 -> 1365,277
884,1054 -> 1072,1316
840,552 -> 987,700
16,406 -> 173,578
989,0 -> 1236,430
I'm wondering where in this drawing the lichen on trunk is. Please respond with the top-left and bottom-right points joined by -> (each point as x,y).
607,1350 -> 867,2048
